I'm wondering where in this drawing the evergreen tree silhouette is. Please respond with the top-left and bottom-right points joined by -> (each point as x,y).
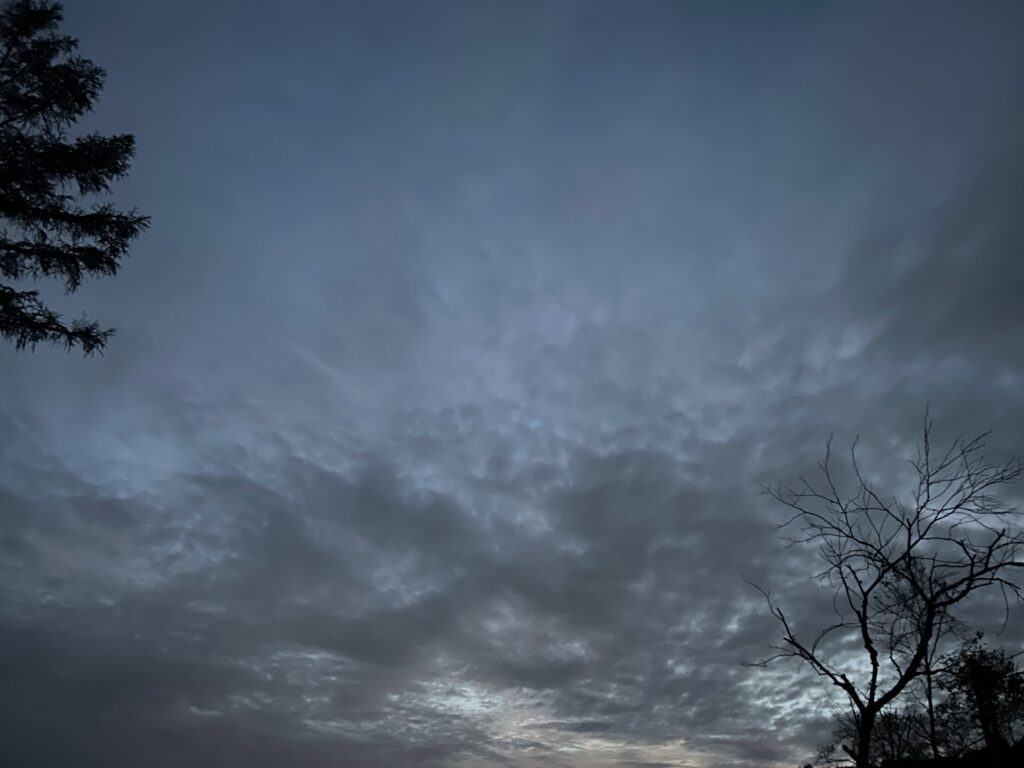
0,0 -> 148,354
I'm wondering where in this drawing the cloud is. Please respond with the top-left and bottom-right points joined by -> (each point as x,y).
2,1 -> 1024,766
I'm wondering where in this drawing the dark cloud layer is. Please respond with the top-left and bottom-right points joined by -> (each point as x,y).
2,1 -> 1024,766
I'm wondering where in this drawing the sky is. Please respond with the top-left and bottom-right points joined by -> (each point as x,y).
2,1 -> 1024,766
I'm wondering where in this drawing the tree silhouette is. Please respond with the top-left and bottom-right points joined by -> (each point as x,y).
938,636 -> 1024,753
816,706 -> 930,766
751,417 -> 1024,768
0,0 -> 148,354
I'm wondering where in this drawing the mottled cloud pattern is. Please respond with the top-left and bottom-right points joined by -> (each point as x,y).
2,2 -> 1023,767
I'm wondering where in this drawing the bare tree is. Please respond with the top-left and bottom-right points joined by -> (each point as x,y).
905,611 -> 960,759
818,706 -> 930,766
751,417 -> 1023,768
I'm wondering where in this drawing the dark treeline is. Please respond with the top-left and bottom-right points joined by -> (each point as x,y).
807,634 -> 1024,767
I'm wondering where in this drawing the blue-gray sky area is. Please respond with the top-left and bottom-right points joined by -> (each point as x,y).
2,1 -> 1024,766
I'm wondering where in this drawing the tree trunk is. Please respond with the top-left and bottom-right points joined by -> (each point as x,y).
977,703 -> 1009,752
925,663 -> 940,758
970,666 -> 1010,752
855,710 -> 876,768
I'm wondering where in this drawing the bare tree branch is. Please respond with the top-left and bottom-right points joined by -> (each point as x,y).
750,418 -> 1023,768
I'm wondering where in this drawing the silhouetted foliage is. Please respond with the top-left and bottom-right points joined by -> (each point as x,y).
936,636 -> 1024,754
809,639 -> 1024,766
0,0 -> 148,354
752,417 -> 1024,768
807,739 -> 1024,768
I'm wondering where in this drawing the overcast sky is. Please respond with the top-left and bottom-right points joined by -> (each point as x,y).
2,1 -> 1024,766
